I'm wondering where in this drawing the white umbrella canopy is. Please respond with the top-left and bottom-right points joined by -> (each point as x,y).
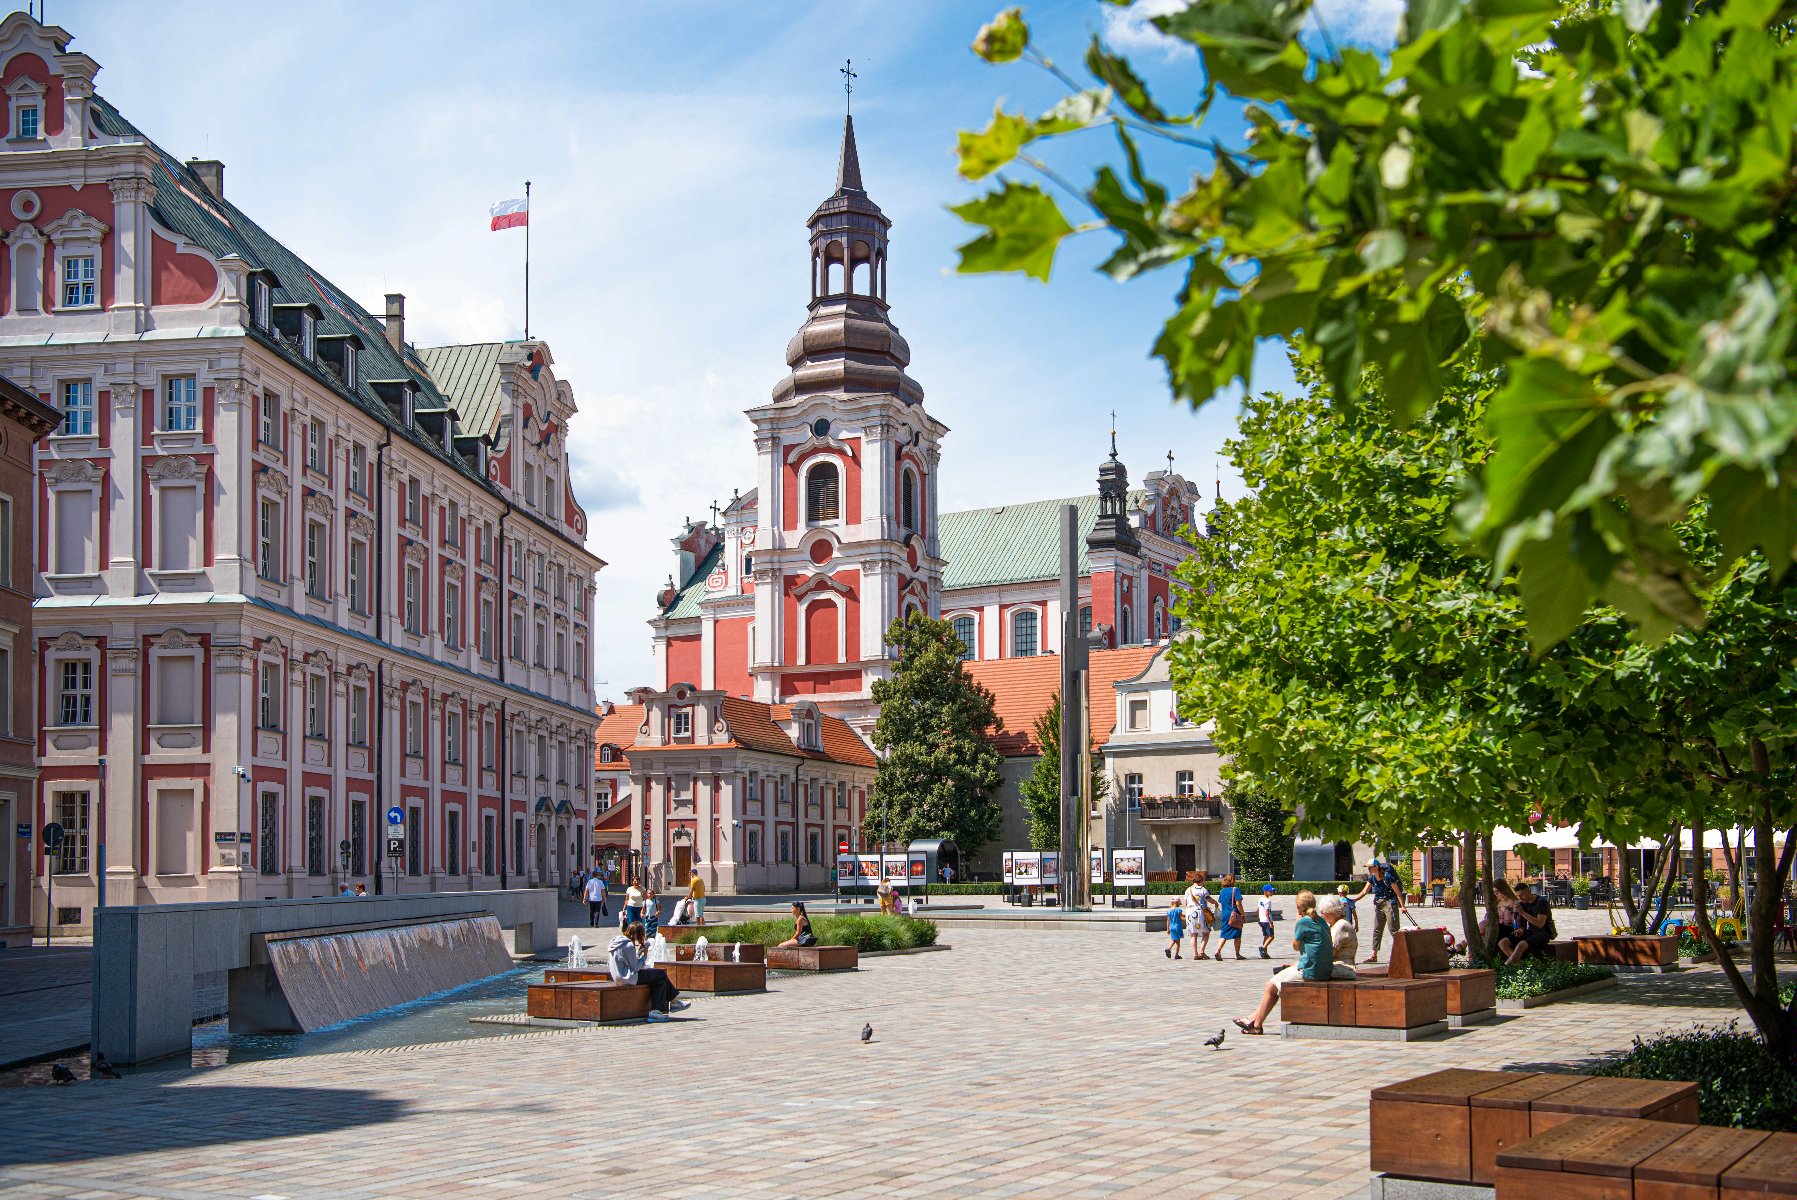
1489,825 -> 1662,851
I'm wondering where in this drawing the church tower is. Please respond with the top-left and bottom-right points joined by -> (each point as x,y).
744,115 -> 948,732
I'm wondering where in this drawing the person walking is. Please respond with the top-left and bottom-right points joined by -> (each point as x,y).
618,884 -> 645,932
608,921 -> 688,1022
687,870 -> 706,925
1165,897 -> 1186,959
1185,878 -> 1213,959
1215,873 -> 1247,961
1232,890 -> 1332,1035
1352,857 -> 1405,964
1256,884 -> 1277,959
583,871 -> 609,928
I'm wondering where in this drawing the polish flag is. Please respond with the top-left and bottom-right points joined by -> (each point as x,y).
488,198 -> 529,231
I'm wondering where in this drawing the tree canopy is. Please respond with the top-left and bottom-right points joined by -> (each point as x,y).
955,0 -> 1797,647
1018,691 -> 1109,850
866,613 -> 1007,854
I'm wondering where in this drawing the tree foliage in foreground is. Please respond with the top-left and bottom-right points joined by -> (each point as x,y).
866,614 -> 1006,854
955,0 -> 1797,647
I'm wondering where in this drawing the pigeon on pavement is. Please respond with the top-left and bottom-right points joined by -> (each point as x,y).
1203,1028 -> 1226,1050
91,1053 -> 120,1080
50,1063 -> 76,1084
861,1022 -> 873,1044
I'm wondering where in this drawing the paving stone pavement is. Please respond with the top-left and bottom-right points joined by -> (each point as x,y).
0,913 -> 1747,1199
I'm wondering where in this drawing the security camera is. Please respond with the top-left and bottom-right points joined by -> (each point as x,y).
233,766 -> 251,781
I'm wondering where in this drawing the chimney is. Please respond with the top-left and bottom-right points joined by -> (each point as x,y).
384,293 -> 405,354
186,158 -> 224,200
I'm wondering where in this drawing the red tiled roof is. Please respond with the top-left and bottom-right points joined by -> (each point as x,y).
592,704 -> 645,770
964,646 -> 1160,758
773,705 -> 878,768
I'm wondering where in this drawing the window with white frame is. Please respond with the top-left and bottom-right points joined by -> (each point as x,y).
670,707 -> 692,738
304,520 -> 326,598
951,615 -> 976,661
349,442 -> 366,495
511,726 -> 525,775
300,311 -> 317,361
510,537 -> 524,580
347,537 -> 368,613
51,791 -> 89,874
445,500 -> 460,548
901,467 -> 918,531
509,606 -> 524,661
343,342 -> 359,391
259,391 -> 280,447
56,658 -> 93,726
573,634 -> 586,683
1010,607 -> 1039,658
258,791 -> 280,875
306,418 -> 325,472
405,477 -> 421,526
58,379 -> 93,435
403,563 -> 422,633
257,499 -> 282,581
777,827 -> 793,864
553,627 -> 566,674
162,376 -> 198,432
305,794 -> 325,876
574,581 -> 586,615
406,695 -> 424,755
257,660 -> 282,729
805,461 -> 840,523
533,552 -> 545,591
152,652 -> 198,726
536,733 -> 548,777
533,614 -> 547,667
444,580 -> 462,648
1125,773 -> 1144,812
481,718 -> 496,770
801,713 -> 818,749
306,672 -> 326,738
1175,770 -> 1196,798
60,252 -> 96,308
1153,599 -> 1166,641
15,100 -> 38,140
445,706 -> 462,763
348,679 -> 368,745
745,826 -> 762,864
253,278 -> 272,330
479,521 -> 493,564
479,596 -> 495,660
523,463 -> 537,511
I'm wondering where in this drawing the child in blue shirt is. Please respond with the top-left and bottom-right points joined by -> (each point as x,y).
1165,898 -> 1186,959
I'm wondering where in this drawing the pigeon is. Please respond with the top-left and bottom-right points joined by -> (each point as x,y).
50,1063 -> 76,1084
860,1022 -> 873,1044
1203,1028 -> 1226,1050
91,1053 -> 120,1080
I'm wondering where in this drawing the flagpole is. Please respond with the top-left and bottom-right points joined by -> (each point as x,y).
523,180 -> 531,340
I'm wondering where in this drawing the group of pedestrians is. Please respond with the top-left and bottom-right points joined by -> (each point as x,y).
1164,874 -> 1274,960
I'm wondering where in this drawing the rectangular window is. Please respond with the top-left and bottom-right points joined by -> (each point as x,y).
51,791 -> 90,875
350,798 -> 367,876
533,617 -> 547,667
1175,770 -> 1195,798
533,552 -> 545,591
407,807 -> 422,877
513,815 -> 526,875
61,254 -> 96,308
479,597 -> 496,660
154,654 -> 198,725
1125,774 -> 1143,812
300,313 -> 317,361
406,697 -> 424,755
258,792 -> 280,875
343,343 -> 358,391
306,795 -> 325,876
304,520 -> 326,598
0,495 -> 10,587
306,673 -> 326,738
349,443 -> 365,495
57,659 -> 92,726
349,681 -> 368,745
480,522 -> 493,564
536,734 -> 548,778
403,564 -> 422,634
258,661 -> 281,729
807,830 -> 822,865
510,608 -> 524,661
554,628 -> 566,674
746,826 -> 762,865
406,477 -> 421,526
481,719 -> 496,770
306,417 -> 325,472
155,789 -> 195,876
951,615 -> 977,661
259,392 -> 280,446
670,708 -> 692,738
573,636 -> 586,683
257,499 -> 281,581
162,376 -> 198,432
253,278 -> 271,329
59,380 -> 93,435
447,809 -> 462,876
575,581 -> 586,615
444,582 -> 461,648
523,463 -> 536,511
446,500 -> 460,548
482,813 -> 496,876
18,104 -> 39,139
347,538 -> 367,613
445,707 -> 462,764
0,646 -> 9,736
777,827 -> 793,864
157,484 -> 200,571
1127,697 -> 1149,732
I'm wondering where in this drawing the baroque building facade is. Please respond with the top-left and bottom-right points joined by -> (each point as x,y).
0,13 -> 602,932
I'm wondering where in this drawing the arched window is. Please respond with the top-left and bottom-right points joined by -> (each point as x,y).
806,461 -> 840,523
1011,608 -> 1039,658
1079,606 -> 1093,637
1120,604 -> 1133,645
951,615 -> 977,661
805,598 -> 840,664
901,468 -> 918,532
1153,599 -> 1166,641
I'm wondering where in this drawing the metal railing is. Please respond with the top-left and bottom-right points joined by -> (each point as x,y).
1138,797 -> 1222,821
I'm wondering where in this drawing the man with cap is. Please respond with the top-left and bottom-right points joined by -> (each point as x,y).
1255,884 -> 1278,958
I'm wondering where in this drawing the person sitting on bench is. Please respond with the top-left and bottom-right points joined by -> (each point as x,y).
1319,893 -> 1359,979
1497,881 -> 1555,964
608,920 -> 688,1022
777,901 -> 818,948
1233,890 -> 1332,1035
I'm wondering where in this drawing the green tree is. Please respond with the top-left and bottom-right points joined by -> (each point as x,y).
865,613 -> 1006,854
1018,691 -> 1109,850
955,0 -> 1797,647
1225,779 -> 1295,881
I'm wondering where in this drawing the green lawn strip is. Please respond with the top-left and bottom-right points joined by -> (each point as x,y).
667,914 -> 938,952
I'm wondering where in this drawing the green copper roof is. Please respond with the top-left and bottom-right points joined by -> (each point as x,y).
939,491 -> 1145,590
416,342 -> 511,440
662,543 -> 723,619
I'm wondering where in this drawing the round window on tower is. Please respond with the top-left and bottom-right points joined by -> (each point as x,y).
812,418 -> 831,439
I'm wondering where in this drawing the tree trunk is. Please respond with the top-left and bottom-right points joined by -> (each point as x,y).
1479,832 -> 1501,966
1692,815 -> 1797,1070
1721,827 -> 1742,923
1458,830 -> 1481,966
1618,846 -> 1640,933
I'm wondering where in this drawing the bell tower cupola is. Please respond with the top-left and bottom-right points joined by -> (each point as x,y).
808,115 -> 890,306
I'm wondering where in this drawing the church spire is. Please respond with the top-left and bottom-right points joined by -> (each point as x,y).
837,115 -> 864,193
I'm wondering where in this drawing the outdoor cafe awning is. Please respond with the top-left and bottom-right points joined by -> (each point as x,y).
1489,825 -> 1781,852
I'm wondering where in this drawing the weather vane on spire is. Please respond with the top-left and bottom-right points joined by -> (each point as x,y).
1109,408 -> 1118,460
841,58 -> 857,114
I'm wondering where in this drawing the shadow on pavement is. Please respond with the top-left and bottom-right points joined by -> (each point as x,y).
0,1083 -> 415,1166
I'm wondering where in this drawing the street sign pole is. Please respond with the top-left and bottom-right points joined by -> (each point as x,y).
41,822 -> 65,948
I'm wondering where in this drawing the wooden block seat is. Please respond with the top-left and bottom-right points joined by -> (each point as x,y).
1527,1077 -> 1700,1133
1550,940 -> 1580,962
525,981 -> 651,1023
766,944 -> 859,971
671,942 -> 766,964
657,959 -> 767,994
1493,1117 -> 1796,1200
542,967 -> 611,984
1282,977 -> 1447,1040
1576,934 -> 1678,969
1385,929 -> 1497,1021
1370,1067 -> 1540,1184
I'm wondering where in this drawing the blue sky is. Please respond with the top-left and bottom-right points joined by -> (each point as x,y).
55,0 -> 1394,694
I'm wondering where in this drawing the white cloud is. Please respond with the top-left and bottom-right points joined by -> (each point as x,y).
1100,0 -> 1196,60
1309,0 -> 1406,48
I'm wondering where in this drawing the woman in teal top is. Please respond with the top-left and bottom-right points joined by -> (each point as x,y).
1214,874 -> 1246,961
1232,890 -> 1332,1034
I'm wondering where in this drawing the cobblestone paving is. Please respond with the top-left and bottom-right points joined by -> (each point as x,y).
0,914 -> 1745,1200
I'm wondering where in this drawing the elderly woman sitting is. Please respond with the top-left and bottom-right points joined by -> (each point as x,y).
1233,890 -> 1334,1035
1319,893 -> 1359,979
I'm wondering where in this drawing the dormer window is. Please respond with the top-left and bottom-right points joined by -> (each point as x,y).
253,278 -> 271,330
16,104 -> 37,140
343,342 -> 358,390
400,383 -> 413,425
300,311 -> 316,360
8,75 -> 45,142
599,744 -> 615,764
670,707 -> 692,739
801,714 -> 818,749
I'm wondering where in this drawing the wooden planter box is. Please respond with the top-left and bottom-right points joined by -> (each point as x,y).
671,942 -> 766,964
767,944 -> 859,971
1283,978 -> 1446,1029
1575,934 -> 1678,968
543,967 -> 610,984
526,981 -> 651,1022
1493,1118 -> 1796,1199
658,959 -> 767,994
1440,968 -> 1497,1016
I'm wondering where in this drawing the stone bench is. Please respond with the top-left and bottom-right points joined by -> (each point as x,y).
1575,933 -> 1679,972
1495,1115 -> 1795,1199
766,944 -> 859,972
658,959 -> 767,994
1380,928 -> 1497,1026
1368,1069 -> 1701,1190
1281,977 -> 1448,1041
672,942 -> 767,964
525,981 -> 651,1023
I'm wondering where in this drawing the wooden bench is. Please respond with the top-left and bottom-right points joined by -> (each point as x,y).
1379,928 -> 1497,1026
1281,977 -> 1448,1040
671,942 -> 766,964
1576,934 -> 1679,972
657,959 -> 766,994
1494,1116 -> 1796,1199
766,944 -> 859,972
1369,1070 -> 1701,1188
542,967 -> 610,984
525,981 -> 652,1023
1550,939 -> 1581,962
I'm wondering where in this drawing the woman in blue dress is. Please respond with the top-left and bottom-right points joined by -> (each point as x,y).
1215,873 -> 1246,961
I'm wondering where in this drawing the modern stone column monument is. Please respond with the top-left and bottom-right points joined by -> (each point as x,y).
1060,503 -> 1091,911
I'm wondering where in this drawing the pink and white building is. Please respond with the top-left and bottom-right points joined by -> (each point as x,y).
0,13 -> 603,932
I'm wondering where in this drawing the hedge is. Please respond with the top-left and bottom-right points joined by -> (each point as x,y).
909,880 -> 1350,898
1594,1023 -> 1797,1132
667,913 -> 938,953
